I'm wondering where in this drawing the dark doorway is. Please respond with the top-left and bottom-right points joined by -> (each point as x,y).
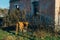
32,1 -> 39,15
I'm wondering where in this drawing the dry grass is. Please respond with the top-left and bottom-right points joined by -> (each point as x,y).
3,35 -> 16,40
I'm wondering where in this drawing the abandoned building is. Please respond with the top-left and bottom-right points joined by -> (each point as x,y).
9,0 -> 60,31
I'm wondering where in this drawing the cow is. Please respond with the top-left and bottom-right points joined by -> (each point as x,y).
16,22 -> 29,35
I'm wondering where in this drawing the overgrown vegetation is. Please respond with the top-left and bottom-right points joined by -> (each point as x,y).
0,29 -> 60,40
0,7 -> 60,40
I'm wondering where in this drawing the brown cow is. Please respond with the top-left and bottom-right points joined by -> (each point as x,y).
16,22 -> 29,35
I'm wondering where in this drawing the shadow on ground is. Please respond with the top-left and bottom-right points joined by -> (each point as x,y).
1,26 -> 16,35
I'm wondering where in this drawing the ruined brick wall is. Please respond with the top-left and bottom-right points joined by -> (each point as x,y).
9,0 -> 55,26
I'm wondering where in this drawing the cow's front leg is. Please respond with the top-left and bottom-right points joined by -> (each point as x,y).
16,23 -> 19,35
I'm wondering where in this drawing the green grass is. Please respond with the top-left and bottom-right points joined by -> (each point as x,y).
0,30 -> 9,39
0,29 -> 60,40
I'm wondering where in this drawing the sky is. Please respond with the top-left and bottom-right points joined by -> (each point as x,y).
0,0 -> 9,9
